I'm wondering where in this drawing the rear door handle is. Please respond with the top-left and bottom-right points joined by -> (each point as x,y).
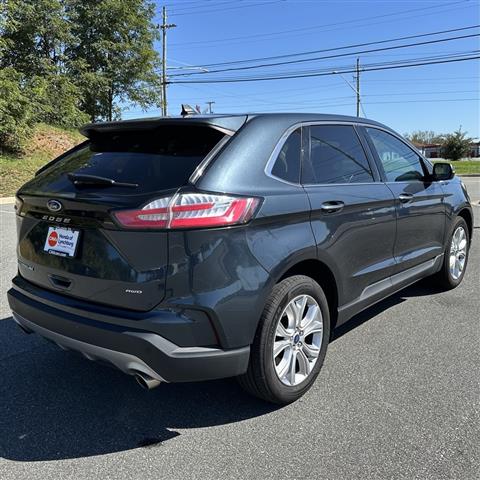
398,193 -> 414,204
320,201 -> 345,213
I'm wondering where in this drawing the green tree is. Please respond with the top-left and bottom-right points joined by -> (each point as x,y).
0,67 -> 36,153
0,0 -> 87,136
32,74 -> 89,127
0,0 -> 161,151
68,0 -> 161,121
441,129 -> 473,161
1,0 -> 73,76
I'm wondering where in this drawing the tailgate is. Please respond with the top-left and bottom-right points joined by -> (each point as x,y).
15,123 -> 229,311
16,195 -> 169,311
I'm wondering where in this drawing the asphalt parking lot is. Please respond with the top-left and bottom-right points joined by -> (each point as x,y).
0,201 -> 479,480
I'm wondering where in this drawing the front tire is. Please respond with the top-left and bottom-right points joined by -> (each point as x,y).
434,217 -> 470,290
238,275 -> 330,404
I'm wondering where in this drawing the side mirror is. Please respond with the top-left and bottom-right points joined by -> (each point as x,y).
432,162 -> 455,181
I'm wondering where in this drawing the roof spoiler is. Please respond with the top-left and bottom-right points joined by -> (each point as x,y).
79,116 -> 248,138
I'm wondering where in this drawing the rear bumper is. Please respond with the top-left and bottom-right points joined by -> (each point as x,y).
7,278 -> 250,383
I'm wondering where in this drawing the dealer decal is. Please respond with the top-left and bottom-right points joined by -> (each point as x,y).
43,226 -> 80,258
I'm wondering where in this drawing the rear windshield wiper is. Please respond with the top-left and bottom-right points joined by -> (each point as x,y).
67,173 -> 139,188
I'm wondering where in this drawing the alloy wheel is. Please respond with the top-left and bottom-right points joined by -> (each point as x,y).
273,294 -> 323,386
449,226 -> 468,281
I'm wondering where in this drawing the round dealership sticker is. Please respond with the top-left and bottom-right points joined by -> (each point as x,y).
48,231 -> 58,247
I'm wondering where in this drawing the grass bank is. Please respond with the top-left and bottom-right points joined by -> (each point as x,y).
431,159 -> 480,175
0,124 -> 83,197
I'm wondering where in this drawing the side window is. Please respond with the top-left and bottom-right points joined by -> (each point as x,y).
271,128 -> 302,183
366,128 -> 426,182
303,125 -> 373,184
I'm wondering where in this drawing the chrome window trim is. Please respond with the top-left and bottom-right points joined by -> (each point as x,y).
189,134 -> 232,184
265,120 -> 385,187
303,181 -> 385,187
264,125 -> 305,187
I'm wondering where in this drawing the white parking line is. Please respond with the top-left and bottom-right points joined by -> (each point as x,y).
0,209 -> 15,215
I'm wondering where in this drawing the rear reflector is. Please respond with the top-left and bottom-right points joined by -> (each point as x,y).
113,193 -> 259,229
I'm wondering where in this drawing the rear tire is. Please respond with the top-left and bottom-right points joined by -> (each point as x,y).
433,216 -> 470,290
238,275 -> 330,404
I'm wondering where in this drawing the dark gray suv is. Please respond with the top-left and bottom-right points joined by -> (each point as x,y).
8,113 -> 473,404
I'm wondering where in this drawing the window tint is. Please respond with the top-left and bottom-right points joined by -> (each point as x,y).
23,125 -> 225,195
303,125 -> 373,184
366,128 -> 426,182
271,128 -> 301,183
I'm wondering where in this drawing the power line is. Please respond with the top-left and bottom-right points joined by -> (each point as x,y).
170,32 -> 480,77
183,50 -> 480,79
169,50 -> 479,82
361,75 -> 480,83
248,50 -> 480,80
210,98 -> 479,113
170,0 -> 470,47
176,75 -> 480,98
169,0 -> 282,17
169,54 -> 480,84
213,90 -> 480,108
183,24 -> 479,69
121,96 -> 479,117
162,0 -> 216,8
176,79 -> 280,106
169,1 -> 243,14
121,87 -> 480,116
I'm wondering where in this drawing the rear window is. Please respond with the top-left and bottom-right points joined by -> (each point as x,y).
271,128 -> 302,183
24,125 -> 226,195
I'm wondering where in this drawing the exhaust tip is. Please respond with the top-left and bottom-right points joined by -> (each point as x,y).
135,372 -> 161,390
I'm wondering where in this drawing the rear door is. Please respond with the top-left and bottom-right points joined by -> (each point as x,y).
302,124 -> 397,313
361,127 -> 446,273
16,124 -> 227,311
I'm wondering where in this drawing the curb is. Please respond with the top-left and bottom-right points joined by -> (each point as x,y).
458,174 -> 480,178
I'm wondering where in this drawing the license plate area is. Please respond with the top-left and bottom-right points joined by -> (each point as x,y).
43,226 -> 80,258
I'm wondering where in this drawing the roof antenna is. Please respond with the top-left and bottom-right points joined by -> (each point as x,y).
181,104 -> 198,116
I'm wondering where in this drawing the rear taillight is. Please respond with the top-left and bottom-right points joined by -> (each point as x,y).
113,193 -> 259,229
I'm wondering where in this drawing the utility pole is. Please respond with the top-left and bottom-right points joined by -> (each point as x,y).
332,67 -> 364,117
355,57 -> 360,117
160,6 -> 176,116
206,101 -> 215,114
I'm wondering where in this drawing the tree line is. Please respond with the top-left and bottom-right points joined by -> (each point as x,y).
405,129 -> 475,161
0,0 -> 161,153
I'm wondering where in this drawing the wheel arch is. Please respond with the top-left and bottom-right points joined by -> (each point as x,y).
278,259 -> 339,329
457,208 -> 473,241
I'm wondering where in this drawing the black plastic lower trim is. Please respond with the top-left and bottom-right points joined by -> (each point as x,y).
8,285 -> 250,383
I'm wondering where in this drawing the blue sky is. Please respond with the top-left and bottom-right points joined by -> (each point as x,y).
125,0 -> 480,137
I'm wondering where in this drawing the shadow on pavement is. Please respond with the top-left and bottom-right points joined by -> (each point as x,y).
0,317 -> 277,462
0,279 -> 438,462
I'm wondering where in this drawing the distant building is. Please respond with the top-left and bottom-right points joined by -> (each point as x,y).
470,141 -> 480,158
413,141 -> 480,159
